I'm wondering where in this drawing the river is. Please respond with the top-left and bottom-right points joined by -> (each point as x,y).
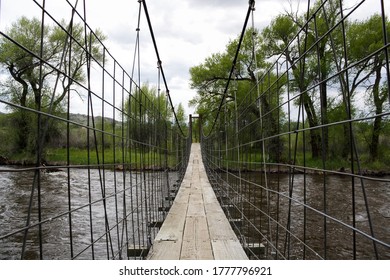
0,166 -> 175,260
221,171 -> 390,259
0,167 -> 389,259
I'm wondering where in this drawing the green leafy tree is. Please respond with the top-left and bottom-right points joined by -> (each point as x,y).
262,0 -> 356,160
123,83 -> 174,148
190,28 -> 285,161
0,16 -> 105,153
347,14 -> 390,161
175,103 -> 188,133
262,14 -> 319,159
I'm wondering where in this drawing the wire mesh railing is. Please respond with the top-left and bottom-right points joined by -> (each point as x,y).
201,0 -> 390,260
0,0 -> 190,259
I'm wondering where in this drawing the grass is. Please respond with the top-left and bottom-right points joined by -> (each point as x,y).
45,147 -> 180,169
6,145 -> 390,174
213,150 -> 390,174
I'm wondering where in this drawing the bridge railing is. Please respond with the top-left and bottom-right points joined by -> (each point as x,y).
0,1 -> 190,259
202,0 -> 390,260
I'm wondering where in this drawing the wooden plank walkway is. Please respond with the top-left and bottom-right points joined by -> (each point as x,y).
147,143 -> 248,260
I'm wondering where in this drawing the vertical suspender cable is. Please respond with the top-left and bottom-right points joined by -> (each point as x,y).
82,0 -> 114,259
250,1 -> 274,258
380,0 -> 390,103
206,0 -> 255,136
20,0 -> 48,260
36,0 -> 46,260
141,0 -> 185,137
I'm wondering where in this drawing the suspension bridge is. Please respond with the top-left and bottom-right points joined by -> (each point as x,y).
0,0 -> 389,260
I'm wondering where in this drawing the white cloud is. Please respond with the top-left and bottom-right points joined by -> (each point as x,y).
1,0 -> 389,117
0,0 -> 276,116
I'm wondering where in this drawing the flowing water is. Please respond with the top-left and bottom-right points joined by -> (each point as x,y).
0,166 -> 174,260
0,167 -> 389,259
221,172 -> 390,259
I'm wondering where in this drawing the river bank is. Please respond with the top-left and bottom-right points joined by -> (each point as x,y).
2,154 -> 389,177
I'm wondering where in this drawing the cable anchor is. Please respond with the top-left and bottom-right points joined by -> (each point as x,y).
249,0 -> 255,11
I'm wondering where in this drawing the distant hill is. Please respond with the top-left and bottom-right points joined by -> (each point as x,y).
63,113 -> 123,126
0,111 -> 124,130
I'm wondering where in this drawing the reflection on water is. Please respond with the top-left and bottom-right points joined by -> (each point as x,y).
0,167 -> 174,260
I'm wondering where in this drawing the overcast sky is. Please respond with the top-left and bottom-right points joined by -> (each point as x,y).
1,0 -> 389,116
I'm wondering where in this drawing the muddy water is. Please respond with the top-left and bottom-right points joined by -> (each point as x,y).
227,172 -> 390,259
1,167 -> 389,259
0,167 -> 174,260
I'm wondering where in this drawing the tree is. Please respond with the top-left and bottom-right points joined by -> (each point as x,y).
123,83 -> 175,149
262,12 -> 319,159
0,16 -> 105,152
175,103 -> 188,133
190,28 -> 285,161
347,14 -> 390,161
262,0 -> 364,161
190,28 -> 267,124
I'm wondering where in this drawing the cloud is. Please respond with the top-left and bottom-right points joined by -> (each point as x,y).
0,0 -> 265,116
186,0 -> 247,8
3,0 -> 388,117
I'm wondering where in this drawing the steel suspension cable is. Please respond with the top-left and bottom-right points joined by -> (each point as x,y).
140,0 -> 185,137
206,0 -> 255,136
380,0 -> 390,103
82,0 -> 117,259
250,1 -> 275,258
129,0 -> 143,256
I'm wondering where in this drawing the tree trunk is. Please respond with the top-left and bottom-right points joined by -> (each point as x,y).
8,65 -> 30,150
286,52 -> 322,159
15,111 -> 29,150
259,95 -> 281,162
9,64 -> 29,107
248,68 -> 282,162
320,81 -> 328,158
341,123 -> 351,160
369,65 -> 385,161
319,58 -> 329,159
370,115 -> 381,161
302,92 -> 322,159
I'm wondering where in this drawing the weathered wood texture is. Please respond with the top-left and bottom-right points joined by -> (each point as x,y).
146,143 -> 248,260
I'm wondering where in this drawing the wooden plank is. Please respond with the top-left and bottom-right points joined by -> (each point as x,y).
153,210 -> 186,241
181,216 -> 213,260
147,240 -> 182,260
202,184 -> 219,204
189,183 -> 202,193
180,178 -> 191,188
211,239 -> 249,260
206,213 -> 238,240
189,192 -> 203,203
187,200 -> 205,217
147,207 -> 187,260
204,195 -> 248,255
204,197 -> 226,216
172,188 -> 191,204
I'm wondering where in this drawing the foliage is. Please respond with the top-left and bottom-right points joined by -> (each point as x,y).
0,16 -> 106,153
346,14 -> 390,161
174,103 -> 188,136
123,83 -> 172,148
189,27 -> 285,160
190,0 -> 390,168
44,147 -> 180,169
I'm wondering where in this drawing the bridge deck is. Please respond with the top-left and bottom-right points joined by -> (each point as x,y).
146,143 -> 248,260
